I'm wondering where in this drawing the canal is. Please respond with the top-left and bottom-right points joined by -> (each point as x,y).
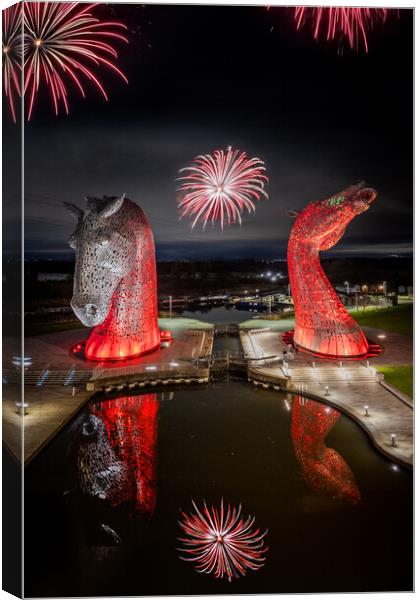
179,305 -> 267,324
25,380 -> 412,596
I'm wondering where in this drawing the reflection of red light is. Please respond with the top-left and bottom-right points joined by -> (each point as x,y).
291,396 -> 361,504
287,183 -> 376,358
92,394 -> 158,514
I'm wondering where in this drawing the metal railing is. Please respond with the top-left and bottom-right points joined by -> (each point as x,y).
90,361 -> 209,382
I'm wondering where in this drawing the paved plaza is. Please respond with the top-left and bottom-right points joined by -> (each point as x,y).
240,327 -> 413,467
3,315 -> 413,468
3,318 -> 214,464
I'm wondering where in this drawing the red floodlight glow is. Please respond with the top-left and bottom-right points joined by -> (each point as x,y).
66,196 -> 161,361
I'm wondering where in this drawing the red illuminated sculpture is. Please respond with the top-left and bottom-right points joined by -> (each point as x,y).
65,195 -> 161,360
287,182 -> 377,358
291,396 -> 361,505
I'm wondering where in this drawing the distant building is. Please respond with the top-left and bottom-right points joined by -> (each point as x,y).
335,284 -> 358,294
37,272 -> 72,282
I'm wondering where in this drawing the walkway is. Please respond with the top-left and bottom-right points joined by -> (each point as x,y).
241,328 -> 413,467
3,318 -> 215,465
3,385 -> 92,465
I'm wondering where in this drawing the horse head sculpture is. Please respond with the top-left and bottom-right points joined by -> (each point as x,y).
65,195 -> 160,361
287,182 -> 377,358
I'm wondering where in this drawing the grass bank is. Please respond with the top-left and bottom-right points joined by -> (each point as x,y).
376,365 -> 413,399
351,304 -> 413,337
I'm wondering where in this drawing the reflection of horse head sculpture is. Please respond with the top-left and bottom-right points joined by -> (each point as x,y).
77,394 -> 159,514
77,414 -> 129,505
287,182 -> 377,357
65,195 -> 160,360
291,396 -> 361,504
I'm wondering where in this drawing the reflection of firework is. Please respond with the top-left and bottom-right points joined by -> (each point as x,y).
23,2 -> 128,120
177,147 -> 268,230
178,500 -> 268,581
2,4 -> 22,122
294,7 -> 389,52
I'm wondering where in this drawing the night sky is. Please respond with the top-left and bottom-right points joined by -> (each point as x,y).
6,4 -> 413,259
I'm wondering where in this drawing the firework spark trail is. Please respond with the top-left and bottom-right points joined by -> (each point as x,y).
177,147 -> 268,230
2,4 -> 23,122
294,7 -> 389,52
19,2 -> 128,120
178,500 -> 268,581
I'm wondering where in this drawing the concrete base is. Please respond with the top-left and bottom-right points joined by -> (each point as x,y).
3,318 -> 215,465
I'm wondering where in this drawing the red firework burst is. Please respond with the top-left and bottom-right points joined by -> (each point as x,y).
177,147 -> 268,230
22,2 -> 128,120
178,500 -> 268,581
2,4 -> 23,123
294,7 -> 389,52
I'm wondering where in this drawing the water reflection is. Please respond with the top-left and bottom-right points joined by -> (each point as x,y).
291,396 -> 361,505
178,499 -> 268,581
25,383 -> 412,596
77,394 -> 158,515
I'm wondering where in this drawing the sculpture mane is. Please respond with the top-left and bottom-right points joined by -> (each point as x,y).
287,181 -> 377,358
65,195 -> 160,361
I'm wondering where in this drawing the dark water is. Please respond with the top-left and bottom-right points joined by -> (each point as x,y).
213,334 -> 242,354
181,306 -> 261,324
25,381 -> 413,597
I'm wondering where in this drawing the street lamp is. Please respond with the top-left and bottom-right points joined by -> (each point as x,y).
12,356 -> 32,369
15,401 -> 28,415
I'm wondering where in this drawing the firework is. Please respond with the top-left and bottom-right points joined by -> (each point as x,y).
294,7 -> 389,52
178,499 -> 268,581
2,4 -> 22,123
23,2 -> 128,120
177,147 -> 268,230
